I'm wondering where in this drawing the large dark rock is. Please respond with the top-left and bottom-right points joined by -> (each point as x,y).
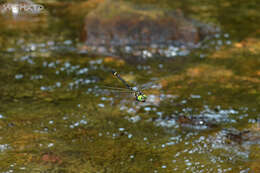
82,0 -> 219,58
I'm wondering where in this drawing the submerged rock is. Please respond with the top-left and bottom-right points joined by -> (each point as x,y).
177,115 -> 218,130
225,128 -> 260,145
82,0 -> 219,59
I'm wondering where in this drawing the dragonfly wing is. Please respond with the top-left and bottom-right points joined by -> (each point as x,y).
99,85 -> 130,91
139,81 -> 162,91
106,90 -> 134,93
93,88 -> 134,95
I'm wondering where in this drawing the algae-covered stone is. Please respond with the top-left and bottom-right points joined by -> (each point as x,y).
82,0 -> 218,58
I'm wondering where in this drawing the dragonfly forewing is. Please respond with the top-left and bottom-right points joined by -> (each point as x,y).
99,85 -> 131,91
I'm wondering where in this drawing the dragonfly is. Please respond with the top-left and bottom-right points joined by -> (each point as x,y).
102,70 -> 148,102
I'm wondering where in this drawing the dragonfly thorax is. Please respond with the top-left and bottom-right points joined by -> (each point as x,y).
135,91 -> 147,102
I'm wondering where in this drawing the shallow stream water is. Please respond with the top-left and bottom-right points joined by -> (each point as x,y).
0,0 -> 260,172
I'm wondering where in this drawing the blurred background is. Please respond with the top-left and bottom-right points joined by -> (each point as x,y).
0,0 -> 259,172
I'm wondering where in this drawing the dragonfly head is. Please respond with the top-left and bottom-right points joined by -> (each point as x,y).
136,93 -> 147,102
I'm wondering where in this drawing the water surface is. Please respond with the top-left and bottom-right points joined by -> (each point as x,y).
0,0 -> 260,172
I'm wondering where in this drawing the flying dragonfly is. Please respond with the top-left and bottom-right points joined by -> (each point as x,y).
102,70 -> 148,102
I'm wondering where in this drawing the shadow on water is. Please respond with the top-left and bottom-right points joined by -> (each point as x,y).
0,0 -> 260,172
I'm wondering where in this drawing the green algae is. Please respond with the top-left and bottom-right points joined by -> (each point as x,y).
0,0 -> 260,172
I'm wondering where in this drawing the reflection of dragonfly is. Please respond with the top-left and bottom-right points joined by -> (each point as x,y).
101,70 -> 147,102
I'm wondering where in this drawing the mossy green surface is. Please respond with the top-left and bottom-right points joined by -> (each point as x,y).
0,0 -> 260,172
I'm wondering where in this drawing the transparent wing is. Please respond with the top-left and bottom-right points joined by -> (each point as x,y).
92,88 -> 134,95
139,80 -> 162,91
106,90 -> 135,93
99,85 -> 130,91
